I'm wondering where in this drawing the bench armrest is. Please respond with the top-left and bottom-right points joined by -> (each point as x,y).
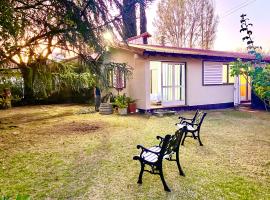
178,116 -> 193,120
156,135 -> 164,141
136,145 -> 159,155
182,121 -> 199,127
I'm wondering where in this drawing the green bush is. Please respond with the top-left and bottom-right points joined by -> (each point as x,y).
113,94 -> 128,108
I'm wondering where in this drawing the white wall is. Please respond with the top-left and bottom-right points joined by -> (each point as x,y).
108,48 -> 234,109
108,48 -> 148,109
186,59 -> 234,106
144,56 -> 234,108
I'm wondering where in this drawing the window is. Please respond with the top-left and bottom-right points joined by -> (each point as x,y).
203,62 -> 234,85
203,62 -> 223,85
107,67 -> 126,90
222,64 -> 234,84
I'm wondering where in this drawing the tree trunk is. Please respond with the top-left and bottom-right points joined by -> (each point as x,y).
122,0 -> 137,40
21,66 -> 35,103
140,2 -> 147,43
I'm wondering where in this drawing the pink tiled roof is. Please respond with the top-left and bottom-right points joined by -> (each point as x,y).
128,44 -> 270,62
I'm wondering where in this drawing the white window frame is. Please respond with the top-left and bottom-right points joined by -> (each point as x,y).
161,62 -> 185,106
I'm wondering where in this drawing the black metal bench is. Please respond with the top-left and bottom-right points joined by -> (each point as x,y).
176,110 -> 207,146
133,127 -> 187,192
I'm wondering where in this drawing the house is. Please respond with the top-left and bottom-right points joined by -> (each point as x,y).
106,33 -> 270,112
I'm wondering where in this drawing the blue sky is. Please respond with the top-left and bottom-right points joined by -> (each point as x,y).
147,0 -> 270,51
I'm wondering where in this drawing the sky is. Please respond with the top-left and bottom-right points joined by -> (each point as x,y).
146,0 -> 270,52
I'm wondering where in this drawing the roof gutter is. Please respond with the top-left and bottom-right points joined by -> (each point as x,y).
143,50 -> 270,63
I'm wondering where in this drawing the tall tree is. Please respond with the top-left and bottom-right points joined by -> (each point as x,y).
0,0 -> 150,102
122,0 -> 137,39
153,0 -> 218,49
0,0 -> 156,102
120,0 -> 154,40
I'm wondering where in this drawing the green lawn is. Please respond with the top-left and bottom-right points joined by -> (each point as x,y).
0,105 -> 269,199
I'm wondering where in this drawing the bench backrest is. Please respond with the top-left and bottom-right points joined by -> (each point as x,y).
158,126 -> 187,160
194,112 -> 207,129
158,134 -> 172,161
191,110 -> 200,124
167,126 -> 187,154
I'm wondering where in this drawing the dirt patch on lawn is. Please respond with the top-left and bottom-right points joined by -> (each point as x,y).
55,121 -> 105,134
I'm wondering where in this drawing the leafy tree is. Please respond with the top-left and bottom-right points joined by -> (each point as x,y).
0,0 -> 117,102
0,0 -> 152,103
154,0 -> 218,49
230,14 -> 270,111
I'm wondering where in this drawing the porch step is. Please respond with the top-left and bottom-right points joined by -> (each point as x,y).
153,110 -> 176,117
240,102 -> 251,107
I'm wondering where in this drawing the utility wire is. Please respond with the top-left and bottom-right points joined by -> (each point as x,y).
220,0 -> 257,19
222,0 -> 255,16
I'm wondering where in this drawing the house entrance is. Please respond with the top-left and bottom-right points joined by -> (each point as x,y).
150,61 -> 185,107
239,75 -> 251,102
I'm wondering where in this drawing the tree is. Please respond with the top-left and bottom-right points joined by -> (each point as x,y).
0,0 -> 153,102
153,0 -> 218,49
119,0 -> 154,40
230,14 -> 270,111
0,0 -> 155,103
0,0 -> 119,101
121,0 -> 137,39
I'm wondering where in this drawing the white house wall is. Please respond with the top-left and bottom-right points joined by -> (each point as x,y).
108,48 -> 148,109
108,48 -> 234,110
186,59 -> 234,106
145,56 -> 234,108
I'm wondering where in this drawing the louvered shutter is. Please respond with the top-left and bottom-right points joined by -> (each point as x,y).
203,62 -> 223,85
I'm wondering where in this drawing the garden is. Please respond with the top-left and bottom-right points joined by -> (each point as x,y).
0,1 -> 270,199
0,105 -> 270,199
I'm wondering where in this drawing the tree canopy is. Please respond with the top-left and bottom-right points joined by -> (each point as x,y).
0,0 -> 152,102
154,0 -> 218,49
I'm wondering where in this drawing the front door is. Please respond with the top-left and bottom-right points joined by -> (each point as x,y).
239,75 -> 251,102
161,62 -> 185,106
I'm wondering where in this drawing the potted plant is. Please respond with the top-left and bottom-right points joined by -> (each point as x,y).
114,94 -> 128,115
127,97 -> 136,113
0,88 -> 12,109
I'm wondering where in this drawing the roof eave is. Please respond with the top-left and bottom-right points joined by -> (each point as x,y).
143,51 -> 270,63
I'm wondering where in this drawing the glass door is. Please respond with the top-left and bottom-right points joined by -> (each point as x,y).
161,62 -> 185,106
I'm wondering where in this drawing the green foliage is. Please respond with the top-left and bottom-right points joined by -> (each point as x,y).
27,60 -> 96,101
252,65 -> 270,99
0,59 -> 97,103
231,14 -> 270,110
113,94 -> 128,108
126,96 -> 136,103
102,62 -> 133,91
0,68 -> 23,105
230,58 -> 251,77
230,59 -> 270,101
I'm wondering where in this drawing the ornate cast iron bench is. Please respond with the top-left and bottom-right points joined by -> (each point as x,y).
133,127 -> 187,192
176,110 -> 207,146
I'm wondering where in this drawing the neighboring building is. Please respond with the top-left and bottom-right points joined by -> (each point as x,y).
106,33 -> 270,112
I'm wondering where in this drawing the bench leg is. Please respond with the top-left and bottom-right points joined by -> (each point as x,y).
159,166 -> 171,192
197,131 -> 203,146
176,150 -> 185,176
137,162 -> 144,184
181,132 -> 187,146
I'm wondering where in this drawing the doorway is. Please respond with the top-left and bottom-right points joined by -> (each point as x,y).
150,61 -> 186,107
240,75 -> 251,102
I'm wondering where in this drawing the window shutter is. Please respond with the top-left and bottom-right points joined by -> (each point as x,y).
203,62 -> 223,85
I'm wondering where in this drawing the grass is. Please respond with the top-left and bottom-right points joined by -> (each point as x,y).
0,104 -> 269,199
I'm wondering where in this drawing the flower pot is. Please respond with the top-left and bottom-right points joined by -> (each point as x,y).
128,103 -> 136,113
118,107 -> 128,115
99,103 -> 113,115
